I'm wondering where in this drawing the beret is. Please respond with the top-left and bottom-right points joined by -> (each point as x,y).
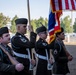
36,25 -> 47,34
15,18 -> 28,25
0,27 -> 9,36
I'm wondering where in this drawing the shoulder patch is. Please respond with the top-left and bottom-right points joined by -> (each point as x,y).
20,38 -> 27,43
54,49 -> 58,55
42,43 -> 47,46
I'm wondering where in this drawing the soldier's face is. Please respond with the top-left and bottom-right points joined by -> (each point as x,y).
19,24 -> 27,34
58,32 -> 65,40
1,33 -> 10,44
0,37 -> 2,43
39,31 -> 48,39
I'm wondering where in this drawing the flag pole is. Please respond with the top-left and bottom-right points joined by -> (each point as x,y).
27,1 -> 35,71
27,0 -> 31,25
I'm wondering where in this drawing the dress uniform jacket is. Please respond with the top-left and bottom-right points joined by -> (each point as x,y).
11,32 -> 37,75
0,44 -> 16,75
52,39 -> 70,74
35,38 -> 53,75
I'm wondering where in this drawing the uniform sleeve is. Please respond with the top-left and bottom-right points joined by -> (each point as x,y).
48,39 -> 55,49
0,63 -> 15,73
53,43 -> 68,63
30,32 -> 37,44
58,56 -> 68,62
12,32 -> 37,48
0,50 -> 16,73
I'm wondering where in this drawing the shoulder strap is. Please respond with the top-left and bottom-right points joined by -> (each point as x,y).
11,37 -> 20,49
0,49 -> 3,58
57,41 -> 61,52
54,40 -> 61,53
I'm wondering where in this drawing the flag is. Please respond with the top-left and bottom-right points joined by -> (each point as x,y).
51,0 -> 76,12
48,9 -> 56,43
48,11 -> 61,43
48,0 -> 62,43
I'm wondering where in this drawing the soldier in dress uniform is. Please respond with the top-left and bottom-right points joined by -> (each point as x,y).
35,25 -> 54,75
52,27 -> 73,75
11,18 -> 37,75
0,27 -> 24,75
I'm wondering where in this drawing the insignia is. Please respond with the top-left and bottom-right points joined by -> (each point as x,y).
20,38 -> 27,43
54,49 -> 58,55
42,43 -> 47,46
18,35 -> 22,37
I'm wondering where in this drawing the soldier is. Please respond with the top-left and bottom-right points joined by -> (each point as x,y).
52,27 -> 73,75
11,18 -> 37,75
35,25 -> 54,75
0,27 -> 24,75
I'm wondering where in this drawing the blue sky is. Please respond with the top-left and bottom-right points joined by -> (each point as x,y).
0,0 -> 49,19
0,0 -> 76,24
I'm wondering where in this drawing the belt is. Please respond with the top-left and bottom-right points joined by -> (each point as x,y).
13,51 -> 29,59
36,54 -> 47,60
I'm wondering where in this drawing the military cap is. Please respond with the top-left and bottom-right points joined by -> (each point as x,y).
36,25 -> 47,34
0,27 -> 9,36
15,18 -> 28,25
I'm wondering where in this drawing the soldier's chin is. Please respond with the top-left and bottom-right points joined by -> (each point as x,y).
6,42 -> 10,44
8,41 -> 10,43
62,38 -> 65,40
25,31 -> 27,34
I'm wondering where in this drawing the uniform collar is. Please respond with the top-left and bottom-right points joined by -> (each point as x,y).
16,32 -> 25,36
56,37 -> 64,45
39,38 -> 46,42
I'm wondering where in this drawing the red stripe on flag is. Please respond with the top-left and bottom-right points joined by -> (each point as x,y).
51,0 -> 56,12
71,0 -> 75,10
49,30 -> 54,35
58,0 -> 62,10
65,0 -> 69,9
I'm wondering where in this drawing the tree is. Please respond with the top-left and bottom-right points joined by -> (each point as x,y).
73,18 -> 76,33
44,18 -> 48,28
60,16 -> 73,33
31,17 -> 48,32
60,18 -> 65,29
31,19 -> 37,32
10,15 -> 18,33
0,13 -> 10,27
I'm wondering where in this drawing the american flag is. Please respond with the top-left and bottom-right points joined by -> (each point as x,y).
51,0 -> 76,12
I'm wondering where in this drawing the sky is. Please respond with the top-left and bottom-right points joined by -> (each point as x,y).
0,0 -> 76,24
